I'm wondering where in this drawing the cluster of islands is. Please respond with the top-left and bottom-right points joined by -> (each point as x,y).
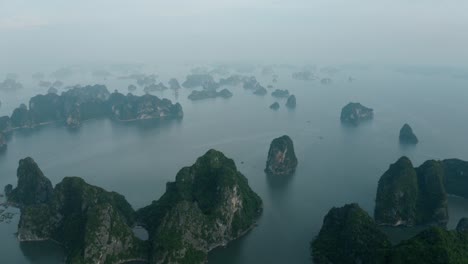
1,64 -> 467,264
2,133 -> 300,264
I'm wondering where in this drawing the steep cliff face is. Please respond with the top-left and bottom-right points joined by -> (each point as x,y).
340,102 -> 373,125
7,157 -> 53,206
137,149 -> 262,264
374,157 -> 448,226
19,177 -> 148,264
399,123 -> 418,144
311,204 -> 391,264
415,160 -> 448,225
9,158 -> 147,264
442,159 -> 468,199
265,135 -> 298,176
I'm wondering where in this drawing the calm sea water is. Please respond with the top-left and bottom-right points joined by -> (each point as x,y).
1,66 -> 468,263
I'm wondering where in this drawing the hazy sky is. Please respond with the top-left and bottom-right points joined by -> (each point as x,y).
1,0 -> 467,70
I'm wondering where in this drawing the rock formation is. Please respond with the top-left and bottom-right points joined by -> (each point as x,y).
441,159 -> 468,199
340,102 -> 373,125
312,203 -> 468,264
285,95 -> 296,108
399,123 -> 418,144
0,78 -> 23,91
6,157 -> 53,206
168,78 -> 181,90
144,82 -> 168,92
5,85 -> 183,131
137,149 -> 262,264
374,157 -> 448,226
7,157 -> 147,263
253,86 -> 267,95
311,204 -> 391,264
269,102 -> 280,110
188,88 -> 233,101
182,74 -> 216,89
271,89 -> 290,98
265,135 -> 298,176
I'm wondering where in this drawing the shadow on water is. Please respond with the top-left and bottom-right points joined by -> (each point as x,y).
20,241 -> 66,264
265,172 -> 295,202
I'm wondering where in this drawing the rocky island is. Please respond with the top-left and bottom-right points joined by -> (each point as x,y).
0,78 -> 23,91
340,102 -> 373,125
169,78 -> 181,90
269,102 -> 280,110
285,95 -> 296,108
265,135 -> 298,176
374,156 -> 448,226
271,89 -> 290,98
312,203 -> 468,264
219,75 -> 246,87
253,86 -> 267,95
137,149 -> 263,264
188,88 -> 233,100
243,76 -> 263,90
441,158 -> 468,199
2,85 -> 182,130
399,123 -> 418,144
144,82 -> 168,92
6,157 -> 148,264
0,85 -> 183,151
311,203 -> 391,264
6,150 -> 261,264
182,74 -> 216,89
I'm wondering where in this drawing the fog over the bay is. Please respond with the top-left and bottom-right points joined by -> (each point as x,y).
1,0 -> 468,72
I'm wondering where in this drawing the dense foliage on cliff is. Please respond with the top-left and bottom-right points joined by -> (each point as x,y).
374,157 -> 448,226
137,149 -> 262,264
311,204 -> 391,264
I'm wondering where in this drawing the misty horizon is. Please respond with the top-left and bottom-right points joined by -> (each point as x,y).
2,0 -> 468,72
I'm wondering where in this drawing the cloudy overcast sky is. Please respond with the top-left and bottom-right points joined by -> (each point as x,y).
1,0 -> 467,70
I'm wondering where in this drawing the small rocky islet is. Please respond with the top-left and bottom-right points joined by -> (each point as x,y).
265,135 -> 298,176
399,123 -> 419,144
340,102 -> 373,125
5,150 -> 262,264
188,88 -> 233,101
